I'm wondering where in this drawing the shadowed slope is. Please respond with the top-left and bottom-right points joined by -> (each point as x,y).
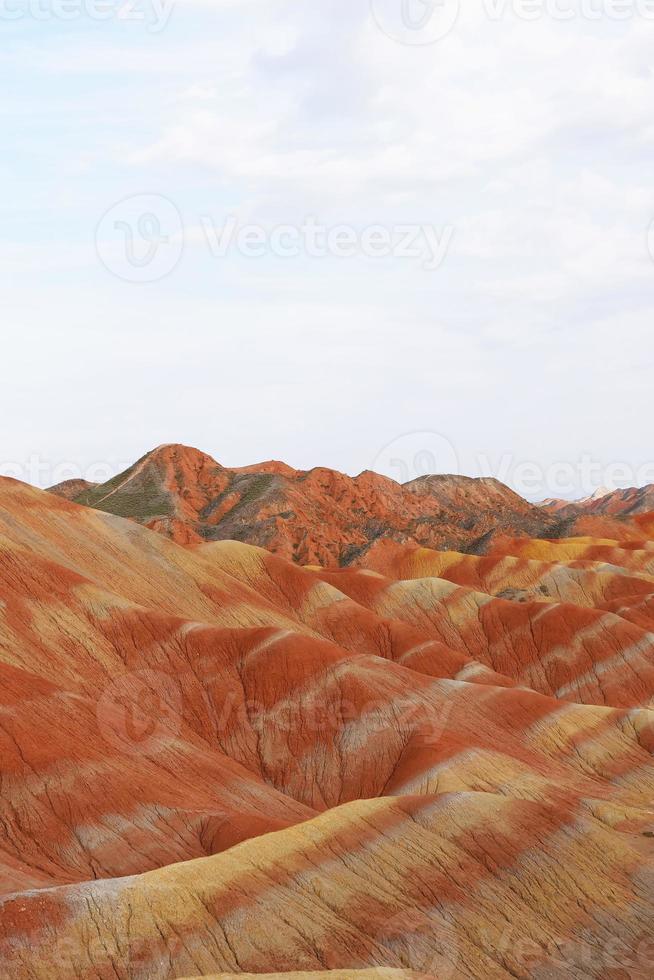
0,657 -> 315,895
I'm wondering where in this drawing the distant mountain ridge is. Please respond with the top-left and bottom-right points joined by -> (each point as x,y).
47,443 -> 654,565
570,483 -> 654,516
48,443 -> 561,564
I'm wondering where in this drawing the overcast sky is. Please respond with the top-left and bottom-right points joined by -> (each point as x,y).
2,0 -> 653,499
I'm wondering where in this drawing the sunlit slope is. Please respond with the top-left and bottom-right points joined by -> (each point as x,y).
305,565 -> 654,708
1,793 -> 652,979
3,483 -> 652,817
356,539 -> 654,606
0,478 -> 515,694
488,534 -> 654,574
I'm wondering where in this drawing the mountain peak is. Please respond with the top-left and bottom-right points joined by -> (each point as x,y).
146,443 -> 224,469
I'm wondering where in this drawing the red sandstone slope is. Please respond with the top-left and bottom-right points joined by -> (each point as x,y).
537,487 -> 654,543
4,792 -> 654,980
2,475 -> 654,978
355,538 -> 654,606
0,659 -> 314,895
306,567 -> 654,708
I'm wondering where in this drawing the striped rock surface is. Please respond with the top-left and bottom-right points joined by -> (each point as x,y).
0,477 -> 652,978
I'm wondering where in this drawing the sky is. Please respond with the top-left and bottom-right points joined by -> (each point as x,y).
2,0 -> 654,500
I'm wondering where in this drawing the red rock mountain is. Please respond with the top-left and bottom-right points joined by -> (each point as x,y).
51,443 -> 571,564
560,485 -> 654,519
1,464 -> 653,977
